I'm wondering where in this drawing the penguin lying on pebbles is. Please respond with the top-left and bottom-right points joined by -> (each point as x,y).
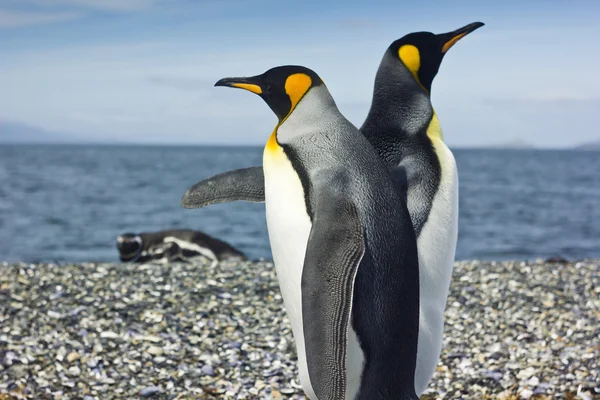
116,229 -> 246,264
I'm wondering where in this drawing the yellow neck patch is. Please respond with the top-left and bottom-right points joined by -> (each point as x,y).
426,111 -> 444,142
442,32 -> 467,53
264,73 -> 313,155
265,127 -> 280,153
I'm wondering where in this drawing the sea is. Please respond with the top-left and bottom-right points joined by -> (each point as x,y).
0,145 -> 598,263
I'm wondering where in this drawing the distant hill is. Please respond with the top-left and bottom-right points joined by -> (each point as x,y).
0,121 -> 77,144
489,139 -> 536,149
573,140 -> 600,151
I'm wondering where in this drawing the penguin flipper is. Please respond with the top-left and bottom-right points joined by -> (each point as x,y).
181,167 -> 265,209
301,184 -> 365,400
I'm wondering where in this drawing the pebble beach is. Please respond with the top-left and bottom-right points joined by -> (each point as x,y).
0,258 -> 598,400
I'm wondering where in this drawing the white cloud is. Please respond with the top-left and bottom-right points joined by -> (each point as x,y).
0,9 -> 80,28
0,0 -> 160,29
0,0 -> 159,29
5,0 -> 157,12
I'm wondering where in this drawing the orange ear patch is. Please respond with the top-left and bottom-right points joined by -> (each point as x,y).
284,73 -> 313,111
398,44 -> 421,77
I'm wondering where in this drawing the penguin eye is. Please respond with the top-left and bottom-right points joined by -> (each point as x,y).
265,83 -> 272,92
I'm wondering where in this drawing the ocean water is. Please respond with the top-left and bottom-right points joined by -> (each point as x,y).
0,145 -> 598,263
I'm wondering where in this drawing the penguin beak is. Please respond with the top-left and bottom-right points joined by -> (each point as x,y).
214,76 -> 263,95
437,22 -> 485,54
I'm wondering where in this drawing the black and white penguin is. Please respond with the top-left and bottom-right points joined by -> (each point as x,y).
116,229 -> 247,264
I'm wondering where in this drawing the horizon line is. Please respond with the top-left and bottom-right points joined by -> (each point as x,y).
1,141 -> 597,151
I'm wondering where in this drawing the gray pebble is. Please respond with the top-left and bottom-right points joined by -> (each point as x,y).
140,386 -> 161,397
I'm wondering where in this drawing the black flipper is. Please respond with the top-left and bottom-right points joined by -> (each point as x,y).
180,166 -> 265,209
301,183 -> 365,400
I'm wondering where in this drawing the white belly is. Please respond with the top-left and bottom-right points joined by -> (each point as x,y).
263,148 -> 364,400
263,149 -> 317,399
413,139 -> 459,395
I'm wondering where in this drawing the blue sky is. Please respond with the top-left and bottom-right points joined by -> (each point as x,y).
0,0 -> 599,147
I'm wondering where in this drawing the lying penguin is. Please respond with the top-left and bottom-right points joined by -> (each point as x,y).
116,229 -> 247,264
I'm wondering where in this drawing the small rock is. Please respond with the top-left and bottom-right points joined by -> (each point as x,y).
70,306 -> 86,316
487,343 -> 502,353
9,365 -> 28,379
526,376 -> 539,386
520,388 -> 533,399
534,382 -> 553,394
140,386 -> 162,397
146,346 -> 164,356
66,352 -> 80,363
1,351 -> 18,366
86,358 -> 99,368
100,331 -> 119,339
139,335 -> 162,343
517,367 -> 536,380
201,365 -> 214,376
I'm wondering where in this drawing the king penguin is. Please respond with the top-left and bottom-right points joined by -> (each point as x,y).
358,21 -> 484,395
213,65 -> 420,399
181,22 -> 484,395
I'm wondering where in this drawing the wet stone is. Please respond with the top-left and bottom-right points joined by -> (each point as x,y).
201,365 -> 214,376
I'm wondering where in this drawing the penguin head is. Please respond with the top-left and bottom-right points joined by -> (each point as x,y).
116,233 -> 143,262
389,22 -> 484,93
214,65 -> 325,123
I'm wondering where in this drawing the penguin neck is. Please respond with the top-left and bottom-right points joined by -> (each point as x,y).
276,86 -> 341,144
361,53 -> 436,165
